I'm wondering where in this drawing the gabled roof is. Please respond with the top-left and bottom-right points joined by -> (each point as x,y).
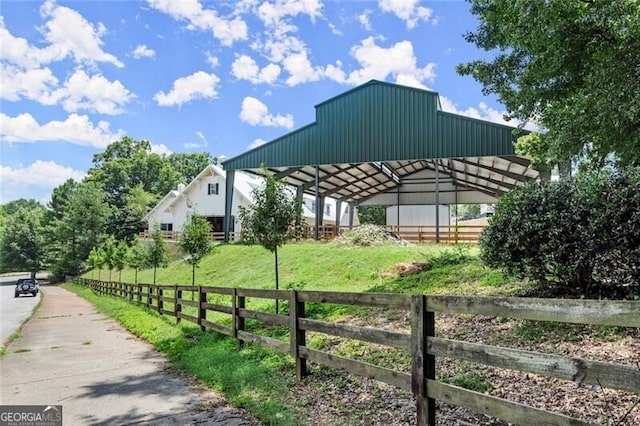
222,80 -> 538,204
143,189 -> 180,222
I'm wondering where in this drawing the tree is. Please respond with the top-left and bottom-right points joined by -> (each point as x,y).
147,223 -> 169,284
113,241 -> 129,282
358,206 -> 386,225
167,152 -> 214,183
239,168 -> 303,314
87,247 -> 103,279
101,236 -> 117,281
0,206 -> 48,277
457,0 -> 640,167
47,180 -> 110,281
179,215 -> 213,285
479,167 -> 640,297
126,239 -> 148,284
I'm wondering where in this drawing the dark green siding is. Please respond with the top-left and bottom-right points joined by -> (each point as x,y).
223,80 -> 518,171
315,82 -> 440,163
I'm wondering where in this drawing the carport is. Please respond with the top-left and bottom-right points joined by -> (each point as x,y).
222,80 -> 542,242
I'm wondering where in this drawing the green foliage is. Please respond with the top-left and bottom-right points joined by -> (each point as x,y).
126,239 -> 147,284
480,168 -> 640,297
0,205 -> 48,274
458,0 -> 640,166
147,223 -> 169,283
48,180 -> 110,280
179,215 -> 213,285
166,152 -> 213,183
357,205 -> 386,225
441,371 -> 492,393
238,168 -> 303,253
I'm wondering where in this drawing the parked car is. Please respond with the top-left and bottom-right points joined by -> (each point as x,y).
15,278 -> 39,297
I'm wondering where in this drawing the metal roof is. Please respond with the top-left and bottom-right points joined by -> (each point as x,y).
222,80 -> 539,204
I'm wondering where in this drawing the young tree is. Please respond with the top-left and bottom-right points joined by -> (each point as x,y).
101,236 -> 117,281
113,240 -> 129,282
179,215 -> 213,285
457,0 -> 640,167
239,168 -> 303,314
126,239 -> 148,284
147,223 -> 169,284
87,247 -> 102,279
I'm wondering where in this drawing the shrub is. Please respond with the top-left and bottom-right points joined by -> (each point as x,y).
480,168 -> 640,298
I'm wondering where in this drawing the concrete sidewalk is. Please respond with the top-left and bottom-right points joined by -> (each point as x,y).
0,286 -> 260,425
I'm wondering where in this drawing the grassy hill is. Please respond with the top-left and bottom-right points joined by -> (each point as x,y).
88,241 -> 523,297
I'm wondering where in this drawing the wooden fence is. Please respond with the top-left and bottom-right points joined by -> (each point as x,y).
77,278 -> 640,425
139,224 -> 486,244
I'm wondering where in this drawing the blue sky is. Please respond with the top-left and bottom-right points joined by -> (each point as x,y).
1,0 -> 510,204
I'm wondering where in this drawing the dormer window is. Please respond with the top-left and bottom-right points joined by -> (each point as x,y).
208,183 -> 219,195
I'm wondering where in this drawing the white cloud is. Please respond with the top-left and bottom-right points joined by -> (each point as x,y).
206,53 -> 219,68
249,138 -> 267,149
154,71 -> 220,107
39,0 -> 123,67
196,131 -> 208,146
231,55 -> 281,84
146,0 -> 248,46
53,70 -> 134,115
132,44 -> 155,58
282,51 -> 322,86
357,11 -> 373,32
334,37 -> 436,86
150,143 -> 172,155
239,97 -> 294,129
256,0 -> 323,27
0,112 -> 123,148
0,64 -> 59,104
0,2 -> 122,70
379,0 -> 434,29
0,160 -> 86,189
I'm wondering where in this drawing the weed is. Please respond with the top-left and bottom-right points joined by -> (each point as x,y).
441,371 -> 492,393
14,348 -> 31,353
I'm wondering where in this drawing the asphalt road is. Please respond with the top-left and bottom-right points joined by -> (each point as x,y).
0,285 -> 260,425
0,274 -> 42,345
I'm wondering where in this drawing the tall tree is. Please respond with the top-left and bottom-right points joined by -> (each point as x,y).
87,137 -> 181,240
239,168 -> 303,314
0,206 -> 48,277
48,181 -> 110,280
179,214 -> 213,285
457,0 -> 640,166
147,223 -> 169,284
167,152 -> 214,183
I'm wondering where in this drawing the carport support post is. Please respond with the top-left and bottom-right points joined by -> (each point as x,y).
314,166 -> 321,240
335,199 -> 342,235
435,160 -> 440,244
348,202 -> 355,228
224,170 -> 235,243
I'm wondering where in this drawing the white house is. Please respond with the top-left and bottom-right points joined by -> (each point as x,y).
143,163 -> 353,240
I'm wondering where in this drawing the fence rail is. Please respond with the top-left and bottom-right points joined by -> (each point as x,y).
138,223 -> 486,244
77,278 -> 640,425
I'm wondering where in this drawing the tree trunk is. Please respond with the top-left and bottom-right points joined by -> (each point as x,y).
109,269 -> 112,282
274,246 -> 279,315
134,269 -> 138,285
153,266 -> 157,284
119,270 -> 122,282
192,263 -> 196,286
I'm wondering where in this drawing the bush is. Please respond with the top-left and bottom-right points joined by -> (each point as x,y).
480,168 -> 640,298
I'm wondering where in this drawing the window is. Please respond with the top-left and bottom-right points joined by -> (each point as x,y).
325,204 -> 331,216
208,183 -> 219,195
160,223 -> 173,232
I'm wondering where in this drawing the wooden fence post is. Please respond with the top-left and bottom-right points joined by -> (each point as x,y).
232,289 -> 245,350
290,290 -> 307,379
147,285 -> 152,308
411,295 -> 436,425
158,287 -> 163,314
199,286 -> 206,332
176,288 -> 182,323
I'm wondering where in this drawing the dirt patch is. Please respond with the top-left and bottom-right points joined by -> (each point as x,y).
285,310 -> 640,425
